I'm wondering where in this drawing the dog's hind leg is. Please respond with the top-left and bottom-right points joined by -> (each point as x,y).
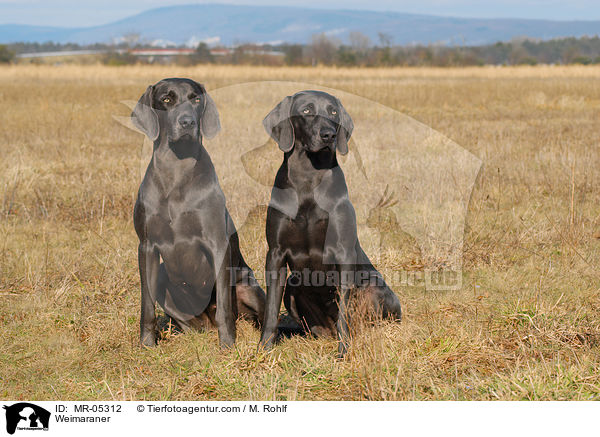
235,272 -> 265,328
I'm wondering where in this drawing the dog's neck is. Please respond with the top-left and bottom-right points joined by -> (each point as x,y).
286,146 -> 339,190
151,136 -> 208,195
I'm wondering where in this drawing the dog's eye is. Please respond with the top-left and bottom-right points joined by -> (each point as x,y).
303,108 -> 310,114
193,97 -> 201,104
331,110 -> 337,115
162,97 -> 171,104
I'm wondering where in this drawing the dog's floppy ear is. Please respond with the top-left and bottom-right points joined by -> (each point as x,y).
334,97 -> 353,156
200,87 -> 221,139
263,95 -> 294,152
131,85 -> 159,141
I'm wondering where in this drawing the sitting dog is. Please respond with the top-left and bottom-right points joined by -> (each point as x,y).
132,78 -> 265,348
259,90 -> 402,357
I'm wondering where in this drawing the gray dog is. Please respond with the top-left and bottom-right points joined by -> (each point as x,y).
132,78 -> 265,348
259,90 -> 402,357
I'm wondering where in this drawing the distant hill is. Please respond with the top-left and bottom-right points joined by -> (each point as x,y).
1,4 -> 600,46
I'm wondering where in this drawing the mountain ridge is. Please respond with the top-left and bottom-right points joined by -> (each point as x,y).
1,3 -> 599,46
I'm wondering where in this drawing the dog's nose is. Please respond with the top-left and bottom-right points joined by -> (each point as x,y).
178,115 -> 196,128
320,128 -> 336,143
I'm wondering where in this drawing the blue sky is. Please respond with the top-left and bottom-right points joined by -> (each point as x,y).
1,0 -> 599,27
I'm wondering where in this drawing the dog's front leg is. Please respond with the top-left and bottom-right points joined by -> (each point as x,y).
138,241 -> 160,347
215,244 -> 235,348
329,227 -> 359,359
325,207 -> 358,358
336,266 -> 352,359
259,249 -> 287,350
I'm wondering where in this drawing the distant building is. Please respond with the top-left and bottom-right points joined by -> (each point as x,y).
209,48 -> 233,56
129,48 -> 195,56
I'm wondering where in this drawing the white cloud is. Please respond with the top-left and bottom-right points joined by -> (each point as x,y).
325,28 -> 347,36
150,39 -> 176,47
185,35 -> 221,47
281,23 -> 321,33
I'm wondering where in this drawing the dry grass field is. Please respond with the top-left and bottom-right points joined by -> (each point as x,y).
1,64 -> 599,400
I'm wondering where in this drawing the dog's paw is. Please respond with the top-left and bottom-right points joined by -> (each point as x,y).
258,331 -> 277,351
218,333 -> 236,349
140,331 -> 157,347
337,341 -> 349,360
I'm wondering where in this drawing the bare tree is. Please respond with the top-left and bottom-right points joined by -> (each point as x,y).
121,32 -> 141,48
378,32 -> 393,47
310,33 -> 339,65
349,31 -> 371,55
377,32 -> 394,65
0,45 -> 15,63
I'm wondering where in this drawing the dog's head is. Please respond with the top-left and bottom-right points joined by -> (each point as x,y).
263,90 -> 353,155
131,78 -> 220,143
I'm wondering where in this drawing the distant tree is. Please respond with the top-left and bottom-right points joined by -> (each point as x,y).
378,32 -> 393,47
192,42 -> 214,63
309,33 -> 339,66
482,41 -> 511,65
347,31 -> 371,65
121,33 -> 141,48
349,31 -> 371,54
562,44 -> 582,64
377,32 -> 393,65
282,44 -> 304,65
7,34 -> 600,68
102,51 -> 138,66
572,55 -> 592,65
507,43 -> 526,65
520,57 -> 538,65
336,46 -> 357,66
0,45 -> 15,63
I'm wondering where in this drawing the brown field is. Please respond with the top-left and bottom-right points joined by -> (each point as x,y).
1,64 -> 599,400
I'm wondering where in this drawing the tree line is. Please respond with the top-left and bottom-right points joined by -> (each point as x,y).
3,34 -> 600,66
292,33 -> 600,66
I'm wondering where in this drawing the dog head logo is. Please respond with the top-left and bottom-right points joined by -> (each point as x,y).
116,80 -> 481,292
3,403 -> 50,435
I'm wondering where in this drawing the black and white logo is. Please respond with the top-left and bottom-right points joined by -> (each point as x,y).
3,403 -> 50,435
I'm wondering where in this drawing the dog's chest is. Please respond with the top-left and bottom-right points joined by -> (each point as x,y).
145,210 -> 205,245
281,201 -> 328,249
141,173 -> 225,246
